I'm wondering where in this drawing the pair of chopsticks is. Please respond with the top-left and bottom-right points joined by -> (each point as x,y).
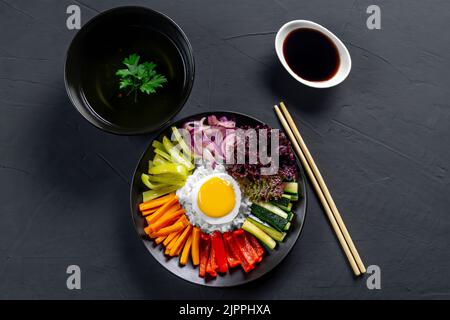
274,102 -> 366,276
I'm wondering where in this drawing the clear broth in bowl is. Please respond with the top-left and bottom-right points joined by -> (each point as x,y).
81,26 -> 186,129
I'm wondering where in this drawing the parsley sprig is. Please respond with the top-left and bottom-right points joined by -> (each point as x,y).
116,53 -> 167,102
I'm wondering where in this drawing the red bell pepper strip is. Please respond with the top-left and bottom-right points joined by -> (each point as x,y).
223,232 -> 241,268
206,241 -> 218,277
241,231 -> 260,264
229,230 -> 254,272
199,233 -> 211,278
211,231 -> 228,273
233,229 -> 258,266
245,232 -> 264,263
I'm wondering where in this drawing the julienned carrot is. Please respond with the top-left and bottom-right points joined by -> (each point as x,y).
147,231 -> 160,239
141,207 -> 158,216
175,235 -> 190,256
180,234 -> 193,265
163,229 -> 182,247
139,193 -> 174,212
147,203 -> 181,228
158,215 -> 185,238
149,208 -> 185,233
154,219 -> 187,238
155,235 -> 167,244
146,197 -> 179,225
146,197 -> 178,225
170,225 -> 192,256
153,215 -> 189,237
146,203 -> 180,226
166,231 -> 182,251
191,227 -> 201,266
166,227 -> 186,254
144,225 -> 152,235
139,193 -> 175,212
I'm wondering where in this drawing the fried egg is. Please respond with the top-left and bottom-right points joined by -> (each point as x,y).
176,164 -> 251,232
192,173 -> 242,225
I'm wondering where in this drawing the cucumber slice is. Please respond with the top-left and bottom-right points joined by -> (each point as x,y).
271,196 -> 290,207
247,217 -> 286,242
272,201 -> 293,212
287,212 -> 294,221
251,204 -> 290,231
253,202 -> 288,219
283,182 -> 298,194
282,193 -> 298,201
242,220 -> 276,250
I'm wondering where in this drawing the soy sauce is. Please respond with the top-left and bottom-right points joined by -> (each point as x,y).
283,28 -> 340,82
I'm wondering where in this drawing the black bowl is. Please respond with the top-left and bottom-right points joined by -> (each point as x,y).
64,6 -> 195,135
130,111 -> 308,286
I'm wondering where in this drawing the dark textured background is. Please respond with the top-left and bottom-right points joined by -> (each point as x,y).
0,0 -> 449,299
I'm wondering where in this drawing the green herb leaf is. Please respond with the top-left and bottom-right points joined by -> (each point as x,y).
135,64 -> 148,80
116,53 -> 167,102
140,74 -> 167,94
115,68 -> 132,77
123,53 -> 140,67
119,78 -> 133,90
142,62 -> 157,74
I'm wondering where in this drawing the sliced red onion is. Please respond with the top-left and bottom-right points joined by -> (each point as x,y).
218,116 -> 236,128
202,148 -> 216,166
207,115 -> 218,126
202,132 -> 224,160
221,133 -> 236,158
183,115 -> 237,164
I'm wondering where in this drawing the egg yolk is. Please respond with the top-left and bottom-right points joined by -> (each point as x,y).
198,177 -> 235,218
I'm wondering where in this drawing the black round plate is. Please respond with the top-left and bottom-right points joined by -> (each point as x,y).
130,111 -> 307,286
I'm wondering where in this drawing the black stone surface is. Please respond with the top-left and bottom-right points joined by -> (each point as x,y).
0,0 -> 449,299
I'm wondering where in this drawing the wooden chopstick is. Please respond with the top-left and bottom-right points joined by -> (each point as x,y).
274,104 -> 363,276
279,102 -> 366,274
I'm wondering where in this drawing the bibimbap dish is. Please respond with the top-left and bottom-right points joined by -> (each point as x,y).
130,112 -> 307,286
